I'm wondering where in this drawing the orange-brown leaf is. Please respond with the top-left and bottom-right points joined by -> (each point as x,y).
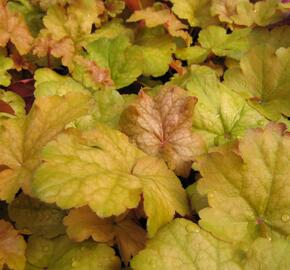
120,86 -> 205,177
0,1 -> 33,54
0,219 -> 26,270
33,32 -> 75,67
74,55 -> 115,87
127,4 -> 192,46
0,99 -> 15,115
64,206 -> 146,265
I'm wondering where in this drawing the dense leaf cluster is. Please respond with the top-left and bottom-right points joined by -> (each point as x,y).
0,0 -> 290,269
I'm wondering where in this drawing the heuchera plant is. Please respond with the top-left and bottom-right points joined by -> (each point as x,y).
0,0 -> 290,269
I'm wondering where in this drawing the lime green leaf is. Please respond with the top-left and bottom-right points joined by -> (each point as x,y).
0,53 -> 13,87
86,19 -> 134,44
224,46 -> 290,120
63,206 -> 147,264
34,68 -> 87,97
198,26 -> 251,60
175,46 -> 209,65
8,193 -> 66,238
72,89 -> 124,130
26,235 -> 121,270
120,86 -> 205,177
170,66 -> 268,148
135,27 -> 176,77
0,219 -> 26,270
32,124 -> 189,236
92,90 -> 124,128
196,123 -> 290,244
0,90 -> 25,118
84,35 -> 143,89
170,0 -> 218,28
245,238 -> 290,270
0,92 -> 91,201
131,218 -> 244,270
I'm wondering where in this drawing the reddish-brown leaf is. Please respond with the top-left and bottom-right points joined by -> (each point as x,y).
0,99 -> 15,115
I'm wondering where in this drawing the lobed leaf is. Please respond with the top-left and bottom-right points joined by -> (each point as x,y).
196,123 -> 290,244
32,124 -> 189,236
127,3 -> 192,46
120,85 -> 205,176
63,206 -> 147,264
131,218 -> 244,270
224,46 -> 290,120
170,66 -> 268,148
0,91 -> 91,201
170,0 -> 218,28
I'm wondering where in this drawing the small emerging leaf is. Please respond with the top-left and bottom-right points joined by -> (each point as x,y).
0,90 -> 25,118
198,26 -> 251,60
0,53 -> 13,87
